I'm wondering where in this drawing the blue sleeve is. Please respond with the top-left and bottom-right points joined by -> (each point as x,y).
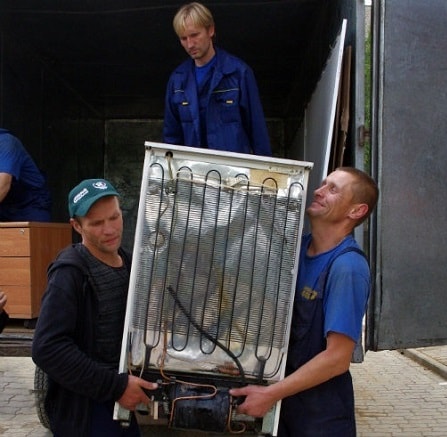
0,134 -> 24,178
239,67 -> 272,156
323,252 -> 370,342
162,73 -> 185,146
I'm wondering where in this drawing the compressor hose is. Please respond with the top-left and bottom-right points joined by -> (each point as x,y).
167,286 -> 247,386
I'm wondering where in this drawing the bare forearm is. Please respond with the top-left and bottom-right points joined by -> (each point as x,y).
230,333 -> 356,418
268,347 -> 352,402
0,173 -> 12,202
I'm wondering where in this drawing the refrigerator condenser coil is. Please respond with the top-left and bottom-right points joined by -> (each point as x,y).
114,142 -> 312,435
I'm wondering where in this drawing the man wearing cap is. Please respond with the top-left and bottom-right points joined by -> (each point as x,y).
32,179 -> 158,437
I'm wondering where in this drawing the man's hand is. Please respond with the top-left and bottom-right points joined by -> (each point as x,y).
229,385 -> 276,418
0,291 -> 7,313
117,375 -> 158,411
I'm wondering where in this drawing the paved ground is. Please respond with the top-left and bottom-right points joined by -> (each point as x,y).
1,346 -> 447,436
352,348 -> 447,436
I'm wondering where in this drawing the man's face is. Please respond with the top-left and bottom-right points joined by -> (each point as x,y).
306,170 -> 356,223
73,196 -> 123,258
178,17 -> 215,66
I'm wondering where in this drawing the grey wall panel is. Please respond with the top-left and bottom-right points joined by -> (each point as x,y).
370,0 -> 447,350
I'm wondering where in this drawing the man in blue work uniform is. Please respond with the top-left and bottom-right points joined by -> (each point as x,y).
163,2 -> 272,156
0,128 -> 52,221
230,167 -> 379,437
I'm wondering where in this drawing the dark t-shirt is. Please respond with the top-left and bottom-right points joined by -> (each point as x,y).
78,245 -> 130,367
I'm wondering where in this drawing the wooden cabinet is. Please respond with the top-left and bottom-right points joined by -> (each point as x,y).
0,222 -> 72,319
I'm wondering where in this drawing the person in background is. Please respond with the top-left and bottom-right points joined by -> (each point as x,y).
32,178 -> 157,437
0,291 -> 9,333
163,2 -> 272,156
230,167 -> 379,437
0,128 -> 52,222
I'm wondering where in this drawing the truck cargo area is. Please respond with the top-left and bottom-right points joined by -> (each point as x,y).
0,0 -> 363,229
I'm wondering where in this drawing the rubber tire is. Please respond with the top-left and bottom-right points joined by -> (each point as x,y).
34,366 -> 51,430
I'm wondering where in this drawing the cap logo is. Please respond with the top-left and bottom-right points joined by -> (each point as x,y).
73,188 -> 89,204
93,181 -> 109,190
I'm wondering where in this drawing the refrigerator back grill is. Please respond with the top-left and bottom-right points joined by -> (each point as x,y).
123,143 -> 312,384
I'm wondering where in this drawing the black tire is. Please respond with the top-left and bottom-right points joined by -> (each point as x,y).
34,365 -> 51,430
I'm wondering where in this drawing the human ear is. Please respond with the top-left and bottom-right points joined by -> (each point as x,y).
70,217 -> 82,235
349,204 -> 368,220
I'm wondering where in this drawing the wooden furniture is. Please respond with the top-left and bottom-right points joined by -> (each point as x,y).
0,222 -> 72,319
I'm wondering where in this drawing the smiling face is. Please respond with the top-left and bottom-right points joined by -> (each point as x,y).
306,170 -> 358,224
71,195 -> 123,264
178,17 -> 215,66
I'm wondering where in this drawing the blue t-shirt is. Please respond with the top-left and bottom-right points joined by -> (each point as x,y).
297,234 -> 370,342
0,129 -> 52,221
195,55 -> 216,86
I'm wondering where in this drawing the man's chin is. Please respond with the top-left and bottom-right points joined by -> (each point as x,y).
306,206 -> 324,217
102,240 -> 121,252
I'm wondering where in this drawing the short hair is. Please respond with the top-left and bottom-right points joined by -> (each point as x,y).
337,166 -> 379,225
173,2 -> 214,36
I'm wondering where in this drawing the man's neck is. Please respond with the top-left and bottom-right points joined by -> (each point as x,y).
195,46 -> 216,67
82,243 -> 123,267
307,226 -> 351,256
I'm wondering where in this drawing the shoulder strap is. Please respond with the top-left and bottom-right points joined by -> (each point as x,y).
317,247 -> 368,293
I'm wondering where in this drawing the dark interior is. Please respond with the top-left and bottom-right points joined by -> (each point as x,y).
0,0 -> 359,226
0,0 -> 357,120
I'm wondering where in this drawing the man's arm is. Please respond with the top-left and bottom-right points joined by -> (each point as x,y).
240,67 -> 272,156
229,332 -> 355,418
0,290 -> 7,312
32,267 -> 153,406
162,75 -> 185,146
0,291 -> 9,333
117,375 -> 158,410
0,172 -> 12,202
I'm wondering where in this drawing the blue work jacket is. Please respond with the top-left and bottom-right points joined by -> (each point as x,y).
163,48 -> 272,156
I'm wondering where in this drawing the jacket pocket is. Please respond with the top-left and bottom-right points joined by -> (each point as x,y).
212,88 -> 240,123
173,91 -> 194,122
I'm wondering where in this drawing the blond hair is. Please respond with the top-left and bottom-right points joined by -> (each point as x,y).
173,2 -> 215,36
